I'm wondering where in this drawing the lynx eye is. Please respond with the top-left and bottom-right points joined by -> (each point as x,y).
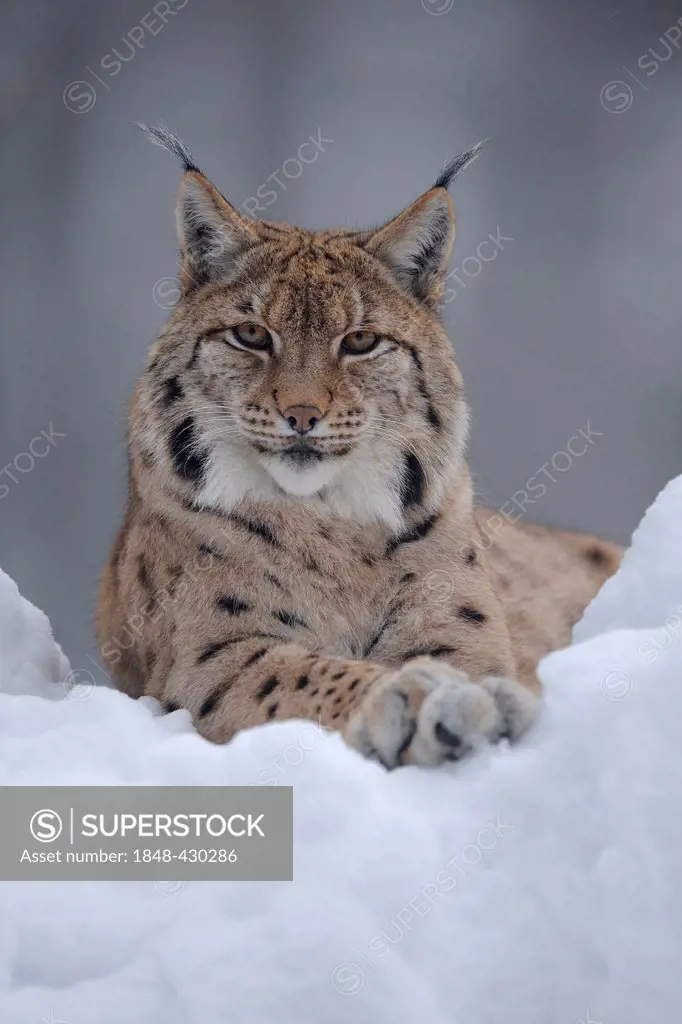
340,330 -> 380,355
231,323 -> 272,351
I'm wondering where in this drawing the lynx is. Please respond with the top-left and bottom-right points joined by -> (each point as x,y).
96,126 -> 621,768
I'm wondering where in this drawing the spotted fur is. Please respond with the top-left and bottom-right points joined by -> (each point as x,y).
96,129 -> 622,768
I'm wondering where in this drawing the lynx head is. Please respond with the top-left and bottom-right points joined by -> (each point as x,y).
134,124 -> 482,530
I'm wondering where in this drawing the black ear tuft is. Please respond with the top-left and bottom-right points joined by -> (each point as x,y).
433,139 -> 489,191
134,121 -> 201,174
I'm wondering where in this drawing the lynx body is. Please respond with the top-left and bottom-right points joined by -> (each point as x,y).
97,129 -> 621,768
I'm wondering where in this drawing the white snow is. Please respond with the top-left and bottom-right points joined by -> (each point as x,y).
2,479 -> 682,1024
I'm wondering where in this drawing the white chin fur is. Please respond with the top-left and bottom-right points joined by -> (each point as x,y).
194,438 -> 406,530
261,455 -> 343,496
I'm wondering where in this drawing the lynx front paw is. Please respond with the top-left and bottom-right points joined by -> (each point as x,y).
344,657 -> 538,769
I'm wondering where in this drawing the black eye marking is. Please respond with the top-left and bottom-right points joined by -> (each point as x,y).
458,605 -> 487,625
400,452 -> 426,508
169,417 -> 208,485
465,548 -> 477,564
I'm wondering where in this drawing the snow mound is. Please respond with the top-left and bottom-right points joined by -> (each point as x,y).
576,472 -> 682,641
2,479 -> 682,1024
0,569 -> 70,698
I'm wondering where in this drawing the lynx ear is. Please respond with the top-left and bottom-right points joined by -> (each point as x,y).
176,171 -> 259,291
135,121 -> 259,293
365,189 -> 455,305
364,141 -> 487,306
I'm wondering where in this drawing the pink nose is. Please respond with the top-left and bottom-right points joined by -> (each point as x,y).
282,405 -> 324,434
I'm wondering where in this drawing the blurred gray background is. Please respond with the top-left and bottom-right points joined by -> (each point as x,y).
1,0 -> 681,677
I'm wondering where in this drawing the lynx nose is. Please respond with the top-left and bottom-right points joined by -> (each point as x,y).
282,405 -> 324,435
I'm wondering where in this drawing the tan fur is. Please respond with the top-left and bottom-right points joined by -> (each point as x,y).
96,150 -> 622,768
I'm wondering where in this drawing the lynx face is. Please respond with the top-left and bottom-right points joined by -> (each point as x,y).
137,128 -> 482,529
